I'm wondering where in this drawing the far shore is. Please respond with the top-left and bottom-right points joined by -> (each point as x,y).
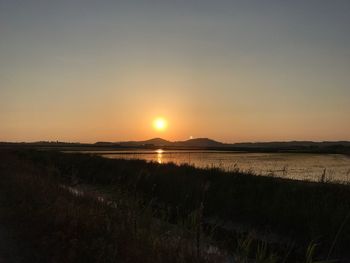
1,141 -> 350,155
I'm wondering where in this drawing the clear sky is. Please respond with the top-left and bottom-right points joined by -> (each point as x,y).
1,0 -> 349,143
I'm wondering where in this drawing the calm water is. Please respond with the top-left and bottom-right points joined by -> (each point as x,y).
81,150 -> 350,182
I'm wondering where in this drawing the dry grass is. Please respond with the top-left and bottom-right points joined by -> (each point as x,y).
0,151 -> 225,263
0,149 -> 347,262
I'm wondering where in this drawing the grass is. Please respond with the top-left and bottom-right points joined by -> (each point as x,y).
0,150 -> 225,263
1,148 -> 349,262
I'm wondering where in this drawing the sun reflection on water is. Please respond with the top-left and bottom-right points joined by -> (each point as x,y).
156,149 -> 163,164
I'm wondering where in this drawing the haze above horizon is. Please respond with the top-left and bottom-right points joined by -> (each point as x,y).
1,0 -> 349,143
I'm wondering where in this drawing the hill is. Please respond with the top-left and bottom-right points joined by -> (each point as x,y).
116,137 -> 225,148
174,138 -> 225,147
118,138 -> 172,147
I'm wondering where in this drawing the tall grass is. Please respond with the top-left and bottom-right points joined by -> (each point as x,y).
0,151 -> 225,263
2,149 -> 349,261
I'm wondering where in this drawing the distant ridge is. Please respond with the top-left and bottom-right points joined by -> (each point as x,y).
96,138 -> 350,151
1,139 -> 349,154
118,138 -> 172,147
173,138 -> 225,147
112,138 -> 350,148
114,137 -> 225,148
1,139 -> 349,149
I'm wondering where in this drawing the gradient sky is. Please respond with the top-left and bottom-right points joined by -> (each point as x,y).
1,0 -> 350,143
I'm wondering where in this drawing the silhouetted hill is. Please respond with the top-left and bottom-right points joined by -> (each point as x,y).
116,137 -> 224,148
108,138 -> 350,154
1,139 -> 350,154
118,138 -> 172,147
174,138 -> 225,147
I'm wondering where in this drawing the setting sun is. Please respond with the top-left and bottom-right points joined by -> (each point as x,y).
153,118 -> 167,131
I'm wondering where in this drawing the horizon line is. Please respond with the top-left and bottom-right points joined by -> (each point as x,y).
1,137 -> 350,145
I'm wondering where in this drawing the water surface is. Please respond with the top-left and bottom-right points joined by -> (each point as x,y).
81,150 -> 350,182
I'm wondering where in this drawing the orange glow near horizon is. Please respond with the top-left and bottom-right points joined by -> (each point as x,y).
1,2 -> 350,143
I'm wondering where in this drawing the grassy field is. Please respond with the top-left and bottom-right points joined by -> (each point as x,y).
0,150 -> 227,263
1,148 -> 350,262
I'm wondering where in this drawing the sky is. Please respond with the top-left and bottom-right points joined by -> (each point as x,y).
1,0 -> 350,143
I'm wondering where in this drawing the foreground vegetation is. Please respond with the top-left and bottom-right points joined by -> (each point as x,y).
1,148 -> 349,262
0,150 -> 227,262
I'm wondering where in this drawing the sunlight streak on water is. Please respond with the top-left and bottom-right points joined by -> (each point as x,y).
79,150 -> 350,183
156,149 -> 163,164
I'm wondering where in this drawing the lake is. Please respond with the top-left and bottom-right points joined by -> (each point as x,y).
81,150 -> 350,182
